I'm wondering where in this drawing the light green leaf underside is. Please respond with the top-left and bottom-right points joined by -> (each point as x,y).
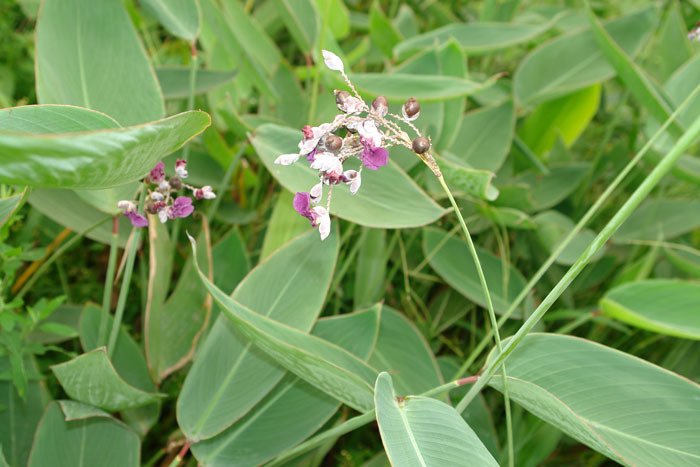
253,124 -> 446,229
600,280 -> 700,340
488,333 -> 700,466
50,348 -> 164,412
374,372 -> 498,467
140,0 -> 200,41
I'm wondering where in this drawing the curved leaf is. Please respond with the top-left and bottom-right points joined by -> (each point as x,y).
28,402 -> 140,467
600,280 -> 700,340
191,306 -> 381,466
140,0 -> 200,41
0,193 -> 23,228
51,348 -> 164,412
374,372 -> 498,467
0,106 -> 210,189
514,7 -> 656,105
36,0 -> 164,126
178,228 -> 340,441
614,198 -> 700,242
488,333 -> 700,466
253,124 -> 446,229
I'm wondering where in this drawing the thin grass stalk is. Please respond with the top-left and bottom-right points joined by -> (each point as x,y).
97,217 -> 119,347
456,110 -> 700,413
454,80 -> 700,380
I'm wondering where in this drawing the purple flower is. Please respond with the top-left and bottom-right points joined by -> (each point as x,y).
125,211 -> 149,228
306,146 -> 319,163
360,137 -> 388,170
169,196 -> 194,219
293,192 -> 331,240
149,161 -> 165,183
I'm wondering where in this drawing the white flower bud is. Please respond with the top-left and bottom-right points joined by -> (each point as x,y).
322,49 -> 344,72
275,153 -> 301,165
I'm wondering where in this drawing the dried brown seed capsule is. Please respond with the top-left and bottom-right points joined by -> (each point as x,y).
325,134 -> 343,152
372,96 -> 388,117
403,97 -> 420,121
169,175 -> 183,190
412,137 -> 430,154
335,90 -> 351,109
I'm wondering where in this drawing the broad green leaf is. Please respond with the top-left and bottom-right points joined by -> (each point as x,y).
512,164 -> 589,211
664,247 -> 700,278
533,211 -> 604,265
0,105 -> 210,189
601,280 -> 700,340
438,157 -> 499,201
614,198 -> 700,242
344,72 -> 496,102
28,402 -> 140,467
480,205 -> 536,230
29,304 -> 82,345
374,372 -> 498,467
448,100 -> 515,172
370,1 -> 402,58
156,67 -> 237,99
260,190 -> 311,261
586,4 -> 681,137
253,124 -> 446,229
519,84 -> 600,157
514,7 -> 656,105
191,306 -> 381,466
423,228 -> 532,316
57,400 -> 110,420
277,0 -> 319,53
652,2 -> 691,82
488,333 -> 700,466
0,357 -> 50,467
182,235 -> 378,440
51,349 -> 164,412
395,18 -> 555,59
435,41 -> 467,152
317,0 -> 349,39
438,357 -> 500,458
178,228 -> 340,441
0,193 -> 22,228
80,304 -> 160,435
36,0 -> 164,126
140,0 -> 200,41
354,228 -> 387,308
369,307 -> 442,395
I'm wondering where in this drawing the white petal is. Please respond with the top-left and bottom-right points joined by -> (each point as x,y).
312,207 -> 331,240
310,182 -> 323,204
402,106 -> 420,122
202,186 -> 217,199
310,152 -> 343,174
176,166 -> 189,178
150,192 -> 164,201
275,153 -> 301,165
357,120 -> 382,147
158,209 -> 168,223
322,49 -> 344,72
343,97 -> 364,114
117,200 -> 135,212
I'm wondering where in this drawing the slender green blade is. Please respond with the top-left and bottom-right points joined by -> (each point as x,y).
374,372 -> 498,466
488,334 -> 700,466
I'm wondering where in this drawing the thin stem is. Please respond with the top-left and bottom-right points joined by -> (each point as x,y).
437,174 -> 514,466
513,135 -> 549,176
167,441 -> 191,467
107,189 -> 146,358
14,216 -> 112,301
97,217 -> 119,347
456,110 -> 700,413
454,80 -> 700,381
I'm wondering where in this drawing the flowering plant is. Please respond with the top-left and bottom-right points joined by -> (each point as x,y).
274,50 -> 439,240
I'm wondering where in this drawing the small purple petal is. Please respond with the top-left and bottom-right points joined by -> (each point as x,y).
360,138 -> 388,171
306,146 -> 319,163
150,161 -> 165,182
125,211 -> 149,228
293,192 -> 318,225
169,196 -> 194,219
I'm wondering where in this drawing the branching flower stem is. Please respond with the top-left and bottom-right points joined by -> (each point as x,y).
455,110 -> 700,414
437,174 -> 514,467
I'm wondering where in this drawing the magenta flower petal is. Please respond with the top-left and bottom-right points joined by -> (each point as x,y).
293,192 -> 320,225
150,161 -> 165,182
169,196 -> 194,219
360,138 -> 388,170
125,211 -> 149,227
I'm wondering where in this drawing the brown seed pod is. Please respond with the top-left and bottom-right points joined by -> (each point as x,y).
412,137 -> 430,154
372,95 -> 388,117
335,90 -> 351,109
325,134 -> 343,152
403,97 -> 420,121
169,175 -> 183,190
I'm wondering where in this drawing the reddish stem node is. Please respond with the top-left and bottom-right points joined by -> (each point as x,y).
456,375 -> 478,386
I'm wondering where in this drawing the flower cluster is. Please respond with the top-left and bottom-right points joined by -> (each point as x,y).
117,159 -> 216,227
275,50 -> 437,240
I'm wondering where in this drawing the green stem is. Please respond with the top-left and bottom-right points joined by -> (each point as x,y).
14,215 -> 112,302
205,142 -> 248,220
97,217 -> 119,347
454,80 -> 700,381
437,175 -> 514,467
107,189 -> 146,358
513,135 -> 550,176
456,110 -> 700,413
